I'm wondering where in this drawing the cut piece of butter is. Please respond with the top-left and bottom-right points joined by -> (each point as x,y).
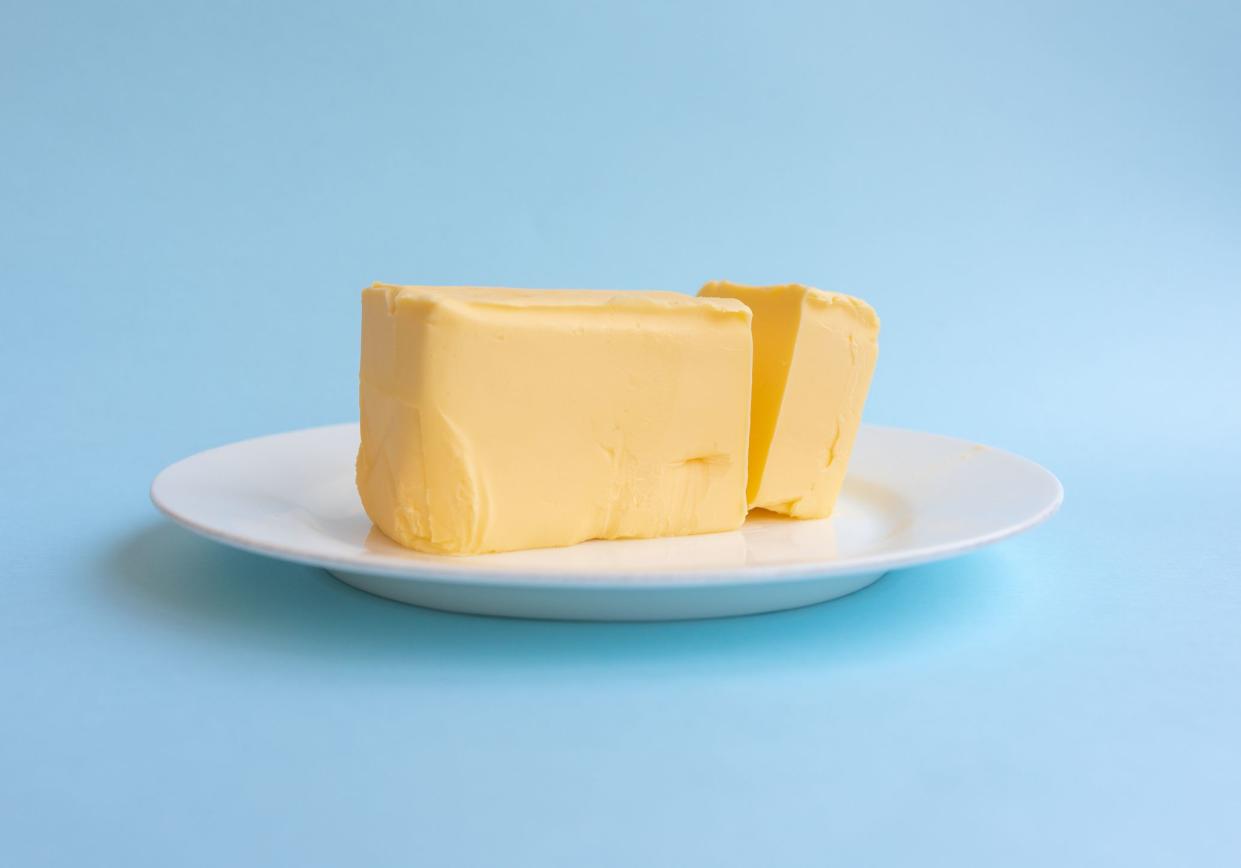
698,281 -> 879,519
357,284 -> 753,555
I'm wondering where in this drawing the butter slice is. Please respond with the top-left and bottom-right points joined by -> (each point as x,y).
357,285 -> 753,554
698,281 -> 879,518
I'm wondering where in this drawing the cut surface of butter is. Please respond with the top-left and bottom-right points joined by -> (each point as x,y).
698,281 -> 879,519
357,284 -> 753,554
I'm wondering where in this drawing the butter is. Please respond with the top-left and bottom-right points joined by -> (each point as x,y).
357,285 -> 753,554
698,281 -> 879,518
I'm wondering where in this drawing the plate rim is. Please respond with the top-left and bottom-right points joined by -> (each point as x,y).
150,422 -> 1063,589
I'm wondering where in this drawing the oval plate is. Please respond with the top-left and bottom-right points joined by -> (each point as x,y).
150,424 -> 1061,621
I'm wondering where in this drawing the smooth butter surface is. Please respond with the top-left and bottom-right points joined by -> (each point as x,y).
357,284 -> 752,554
699,281 -> 879,518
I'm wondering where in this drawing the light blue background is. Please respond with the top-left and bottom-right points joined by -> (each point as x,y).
3,1 -> 1239,865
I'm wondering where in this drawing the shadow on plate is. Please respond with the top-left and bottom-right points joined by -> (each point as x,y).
103,523 -> 1013,673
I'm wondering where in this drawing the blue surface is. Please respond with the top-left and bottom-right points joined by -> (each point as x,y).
3,1 -> 1240,865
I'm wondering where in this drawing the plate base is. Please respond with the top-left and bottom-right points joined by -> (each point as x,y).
150,422 -> 1062,623
327,568 -> 887,621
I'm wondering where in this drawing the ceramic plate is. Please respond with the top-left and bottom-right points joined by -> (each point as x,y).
150,423 -> 1061,620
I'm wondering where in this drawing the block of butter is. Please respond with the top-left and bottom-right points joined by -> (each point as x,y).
357,285 -> 753,554
698,281 -> 879,519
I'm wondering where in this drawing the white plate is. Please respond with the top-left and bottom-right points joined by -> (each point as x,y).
150,424 -> 1061,621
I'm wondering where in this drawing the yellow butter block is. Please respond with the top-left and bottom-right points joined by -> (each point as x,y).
698,281 -> 879,518
357,285 -> 753,554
